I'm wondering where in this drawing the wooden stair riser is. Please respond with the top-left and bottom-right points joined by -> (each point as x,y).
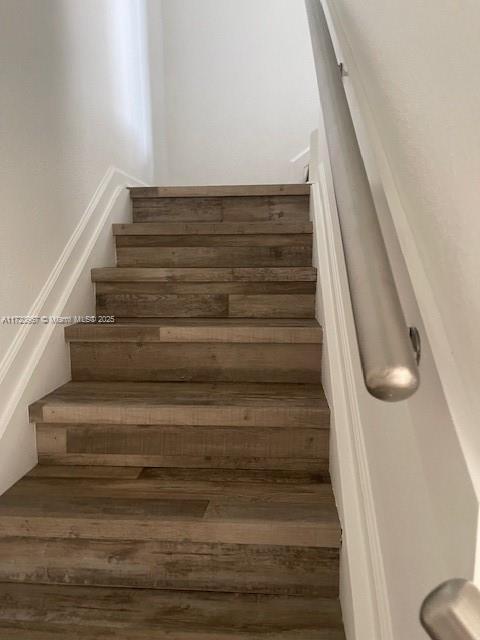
113,222 -> 313,235
36,424 -> 329,471
96,281 -> 316,296
0,537 -> 339,597
96,281 -> 315,295
132,195 -> 310,224
65,321 -> 323,344
95,280 -> 316,319
116,245 -> 312,268
32,409 -> 327,430
69,342 -> 322,383
129,185 -> 311,197
91,267 -> 317,283
115,234 -> 312,248
96,293 -> 315,319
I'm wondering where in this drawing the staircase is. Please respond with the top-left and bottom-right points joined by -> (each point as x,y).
0,185 -> 345,638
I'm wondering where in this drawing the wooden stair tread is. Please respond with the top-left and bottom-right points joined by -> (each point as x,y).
114,235 -> 312,249
28,465 -> 145,479
0,583 -> 344,639
29,381 -> 329,427
28,466 -> 329,483
115,246 -> 312,269
129,184 -> 311,198
10,467 -> 337,503
0,466 -> 340,547
0,536 -> 339,596
65,319 -> 322,343
113,222 -> 312,235
91,266 -> 317,282
30,381 -> 327,407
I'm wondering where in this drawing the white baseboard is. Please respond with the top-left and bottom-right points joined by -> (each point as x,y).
0,166 -> 147,494
310,130 -> 393,640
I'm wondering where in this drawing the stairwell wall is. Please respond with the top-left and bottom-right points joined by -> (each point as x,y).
0,0 -> 156,492
152,0 -> 319,185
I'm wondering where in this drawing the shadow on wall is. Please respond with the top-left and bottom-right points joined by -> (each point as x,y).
0,0 -> 153,493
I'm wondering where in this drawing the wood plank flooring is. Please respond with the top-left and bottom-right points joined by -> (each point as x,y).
0,467 -> 340,547
0,583 -> 345,639
1,184 -> 344,638
131,193 -> 310,224
0,466 -> 340,595
64,318 -> 323,343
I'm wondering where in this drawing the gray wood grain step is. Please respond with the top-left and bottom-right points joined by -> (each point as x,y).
0,537 -> 339,596
69,341 -> 322,383
95,281 -> 315,294
96,291 -> 315,319
29,382 -> 329,427
91,267 -> 317,282
0,467 -> 340,597
28,466 -> 331,483
0,583 -> 345,639
113,222 -> 312,235
116,245 -> 312,268
115,234 -> 311,248
92,268 -> 317,319
64,320 -> 323,343
35,423 -> 330,471
27,465 -> 332,493
132,195 -> 309,223
30,382 -> 329,469
129,184 -> 311,198
0,469 -> 340,547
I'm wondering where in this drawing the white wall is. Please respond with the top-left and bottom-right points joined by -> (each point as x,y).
0,0 -> 154,490
156,0 -> 318,185
146,0 -> 170,183
0,0 -> 153,364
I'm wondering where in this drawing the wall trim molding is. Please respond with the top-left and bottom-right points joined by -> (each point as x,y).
290,146 -> 310,164
0,166 -> 147,441
310,129 -> 393,640
289,146 -> 311,183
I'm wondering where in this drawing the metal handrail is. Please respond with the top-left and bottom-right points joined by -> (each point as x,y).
421,580 -> 480,639
305,0 -> 420,401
